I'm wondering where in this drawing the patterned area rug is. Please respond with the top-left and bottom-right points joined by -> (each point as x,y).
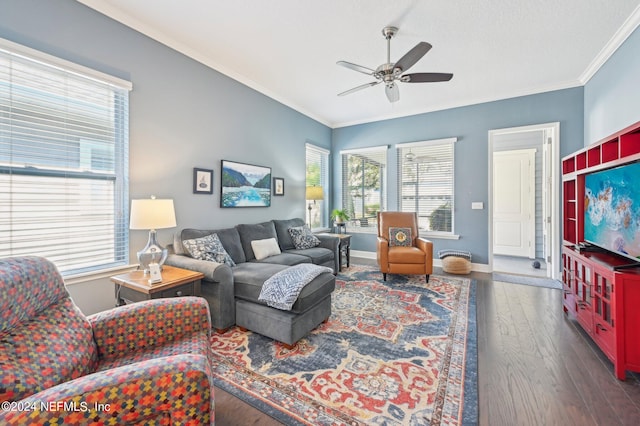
211,265 -> 478,425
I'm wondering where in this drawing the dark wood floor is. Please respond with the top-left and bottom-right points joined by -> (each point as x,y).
213,260 -> 640,425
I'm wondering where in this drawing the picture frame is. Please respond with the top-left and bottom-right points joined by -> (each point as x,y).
220,160 -> 271,207
193,168 -> 213,194
273,177 -> 284,196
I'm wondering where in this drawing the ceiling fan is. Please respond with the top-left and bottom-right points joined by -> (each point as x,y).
337,26 -> 453,103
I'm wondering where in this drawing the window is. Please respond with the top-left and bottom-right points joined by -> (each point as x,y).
341,146 -> 387,232
397,138 -> 456,233
305,143 -> 329,229
0,39 -> 132,276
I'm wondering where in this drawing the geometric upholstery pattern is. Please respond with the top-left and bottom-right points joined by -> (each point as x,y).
0,256 -> 214,425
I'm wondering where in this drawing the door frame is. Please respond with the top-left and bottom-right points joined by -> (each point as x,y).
488,122 -> 560,279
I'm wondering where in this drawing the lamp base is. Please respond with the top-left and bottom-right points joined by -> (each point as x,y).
137,229 -> 168,274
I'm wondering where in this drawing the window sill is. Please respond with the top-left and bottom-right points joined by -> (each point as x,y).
64,264 -> 138,286
420,232 -> 460,240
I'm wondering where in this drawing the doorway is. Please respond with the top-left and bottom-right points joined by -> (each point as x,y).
488,123 -> 560,279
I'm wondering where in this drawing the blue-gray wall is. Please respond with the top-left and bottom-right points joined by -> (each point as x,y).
584,26 -> 640,145
332,88 -> 584,264
0,0 -> 331,262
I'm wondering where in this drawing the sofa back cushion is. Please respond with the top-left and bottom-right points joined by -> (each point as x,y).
181,227 -> 246,264
236,221 -> 278,261
273,218 -> 305,250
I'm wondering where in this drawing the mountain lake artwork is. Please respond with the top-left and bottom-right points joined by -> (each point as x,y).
221,160 -> 271,207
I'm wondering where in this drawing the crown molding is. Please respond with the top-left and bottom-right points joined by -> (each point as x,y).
579,4 -> 640,84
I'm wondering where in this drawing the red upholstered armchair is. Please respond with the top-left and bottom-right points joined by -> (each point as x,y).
377,211 -> 434,282
0,256 -> 214,425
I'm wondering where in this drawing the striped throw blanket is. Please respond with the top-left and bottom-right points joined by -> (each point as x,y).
258,264 -> 333,311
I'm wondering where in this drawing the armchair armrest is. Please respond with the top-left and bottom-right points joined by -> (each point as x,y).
0,354 -> 214,425
376,236 -> 389,269
88,297 -> 211,360
415,237 -> 434,259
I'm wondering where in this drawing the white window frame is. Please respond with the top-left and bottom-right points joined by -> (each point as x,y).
305,142 -> 330,230
0,38 -> 132,276
340,145 -> 388,234
397,138 -> 459,239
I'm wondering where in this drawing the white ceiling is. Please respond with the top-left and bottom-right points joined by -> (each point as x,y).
78,0 -> 640,128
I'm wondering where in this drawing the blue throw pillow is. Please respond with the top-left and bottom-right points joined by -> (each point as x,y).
183,233 -> 236,267
288,226 -> 321,250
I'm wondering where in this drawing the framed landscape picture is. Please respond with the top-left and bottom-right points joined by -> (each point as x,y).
221,160 -> 271,207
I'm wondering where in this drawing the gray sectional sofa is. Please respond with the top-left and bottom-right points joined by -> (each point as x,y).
165,218 -> 338,346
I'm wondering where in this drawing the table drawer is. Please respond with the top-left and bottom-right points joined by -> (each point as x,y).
159,282 -> 195,298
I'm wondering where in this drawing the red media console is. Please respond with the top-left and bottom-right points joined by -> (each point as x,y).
561,120 -> 640,380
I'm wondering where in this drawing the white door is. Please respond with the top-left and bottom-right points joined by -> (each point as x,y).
493,149 -> 536,258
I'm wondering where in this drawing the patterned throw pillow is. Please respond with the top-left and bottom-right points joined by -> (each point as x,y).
182,233 -> 236,267
389,227 -> 412,247
288,225 -> 321,250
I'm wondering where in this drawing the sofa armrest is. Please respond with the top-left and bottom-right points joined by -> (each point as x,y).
0,354 -> 214,425
88,297 -> 211,360
165,253 -> 230,281
315,234 -> 340,273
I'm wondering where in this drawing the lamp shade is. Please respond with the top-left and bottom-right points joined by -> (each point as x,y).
130,199 -> 177,230
305,186 -> 324,201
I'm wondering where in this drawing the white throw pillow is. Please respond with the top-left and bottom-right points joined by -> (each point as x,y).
251,237 -> 281,260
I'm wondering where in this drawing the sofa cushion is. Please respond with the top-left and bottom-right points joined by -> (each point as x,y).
232,263 -> 335,314
273,218 -> 305,250
288,225 -> 321,249
236,221 -> 278,261
181,227 -> 246,264
182,233 -> 236,267
285,247 -> 334,266
251,238 -> 281,260
251,252 -> 311,267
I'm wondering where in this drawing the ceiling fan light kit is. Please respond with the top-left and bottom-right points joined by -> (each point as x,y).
337,26 -> 453,103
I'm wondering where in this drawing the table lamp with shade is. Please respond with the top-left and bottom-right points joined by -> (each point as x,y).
129,196 -> 177,274
305,185 -> 324,227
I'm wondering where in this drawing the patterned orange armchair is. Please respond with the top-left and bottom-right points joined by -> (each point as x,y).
377,211 -> 434,282
0,256 -> 214,425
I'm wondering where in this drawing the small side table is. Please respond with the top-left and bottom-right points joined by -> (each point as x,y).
318,233 -> 351,271
111,265 -> 204,306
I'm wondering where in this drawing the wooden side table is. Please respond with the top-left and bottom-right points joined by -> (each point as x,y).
318,233 -> 351,271
111,265 -> 204,306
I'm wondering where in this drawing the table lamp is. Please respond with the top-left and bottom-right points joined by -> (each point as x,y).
130,196 -> 177,274
305,186 -> 324,227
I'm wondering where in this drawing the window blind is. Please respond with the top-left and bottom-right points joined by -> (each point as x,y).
0,40 -> 131,276
397,139 -> 455,233
305,143 -> 329,228
341,146 -> 387,232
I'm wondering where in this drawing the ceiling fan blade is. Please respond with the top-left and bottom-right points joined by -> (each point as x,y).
338,81 -> 381,97
393,42 -> 432,73
385,83 -> 399,103
402,72 -> 453,83
336,60 -> 375,75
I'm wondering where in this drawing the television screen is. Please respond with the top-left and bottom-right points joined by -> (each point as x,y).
584,161 -> 640,262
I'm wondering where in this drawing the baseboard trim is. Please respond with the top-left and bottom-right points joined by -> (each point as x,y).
351,250 -> 491,273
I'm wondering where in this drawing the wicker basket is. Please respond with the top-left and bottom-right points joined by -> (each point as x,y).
442,256 -> 472,275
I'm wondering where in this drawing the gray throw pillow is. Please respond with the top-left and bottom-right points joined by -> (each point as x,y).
288,225 -> 321,250
182,233 -> 236,267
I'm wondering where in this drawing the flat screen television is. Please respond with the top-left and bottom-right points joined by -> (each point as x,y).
584,161 -> 640,262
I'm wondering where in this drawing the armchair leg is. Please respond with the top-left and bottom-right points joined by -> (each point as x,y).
425,274 -> 430,283
383,273 -> 387,281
